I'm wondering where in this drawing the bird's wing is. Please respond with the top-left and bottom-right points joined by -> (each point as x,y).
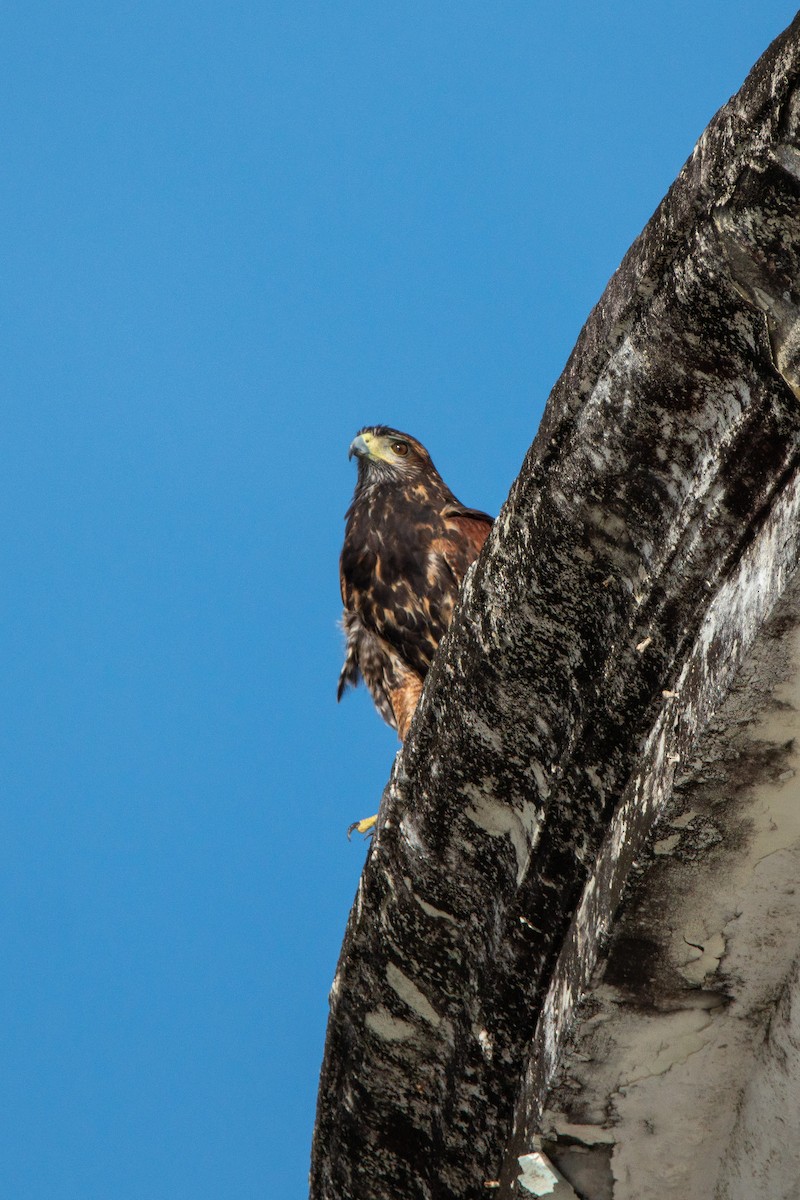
442,505 -> 493,563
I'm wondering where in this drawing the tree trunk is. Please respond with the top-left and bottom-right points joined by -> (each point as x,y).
311,15 -> 800,1200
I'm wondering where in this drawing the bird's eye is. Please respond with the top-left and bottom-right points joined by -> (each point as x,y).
391,442 -> 409,457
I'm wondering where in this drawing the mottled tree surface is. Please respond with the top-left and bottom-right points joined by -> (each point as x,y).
311,15 -> 800,1200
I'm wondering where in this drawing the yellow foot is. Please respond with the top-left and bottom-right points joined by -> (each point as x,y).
347,814 -> 377,839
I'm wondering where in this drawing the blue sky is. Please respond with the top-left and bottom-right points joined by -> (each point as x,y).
0,3 -> 794,1197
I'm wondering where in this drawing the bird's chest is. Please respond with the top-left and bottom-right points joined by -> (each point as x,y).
342,494 -> 447,598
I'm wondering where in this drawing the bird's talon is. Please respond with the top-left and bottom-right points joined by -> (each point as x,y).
347,814 -> 378,839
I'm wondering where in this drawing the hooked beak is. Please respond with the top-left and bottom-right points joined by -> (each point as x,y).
348,433 -> 371,460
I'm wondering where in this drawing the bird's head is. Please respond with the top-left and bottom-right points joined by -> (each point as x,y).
348,426 -> 432,483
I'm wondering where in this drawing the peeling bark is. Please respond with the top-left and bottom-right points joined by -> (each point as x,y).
311,15 -> 800,1200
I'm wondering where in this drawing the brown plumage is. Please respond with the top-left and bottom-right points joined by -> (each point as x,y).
338,425 -> 492,742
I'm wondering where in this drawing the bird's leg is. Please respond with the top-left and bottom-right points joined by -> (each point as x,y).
390,677 -> 423,742
346,680 -> 422,838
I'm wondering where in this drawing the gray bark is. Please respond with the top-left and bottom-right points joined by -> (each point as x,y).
311,14 -> 800,1200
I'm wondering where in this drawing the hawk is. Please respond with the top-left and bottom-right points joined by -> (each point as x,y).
338,426 -> 492,832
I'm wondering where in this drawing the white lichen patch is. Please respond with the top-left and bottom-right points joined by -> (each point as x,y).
668,808 -> 698,829
404,878 -> 457,924
654,832 -> 681,855
386,963 -> 442,1028
467,712 -> 506,754
398,813 -> 425,856
529,760 -> 551,800
517,1150 -> 571,1197
364,1006 -> 416,1043
474,1025 -> 493,1060
463,784 -> 540,883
